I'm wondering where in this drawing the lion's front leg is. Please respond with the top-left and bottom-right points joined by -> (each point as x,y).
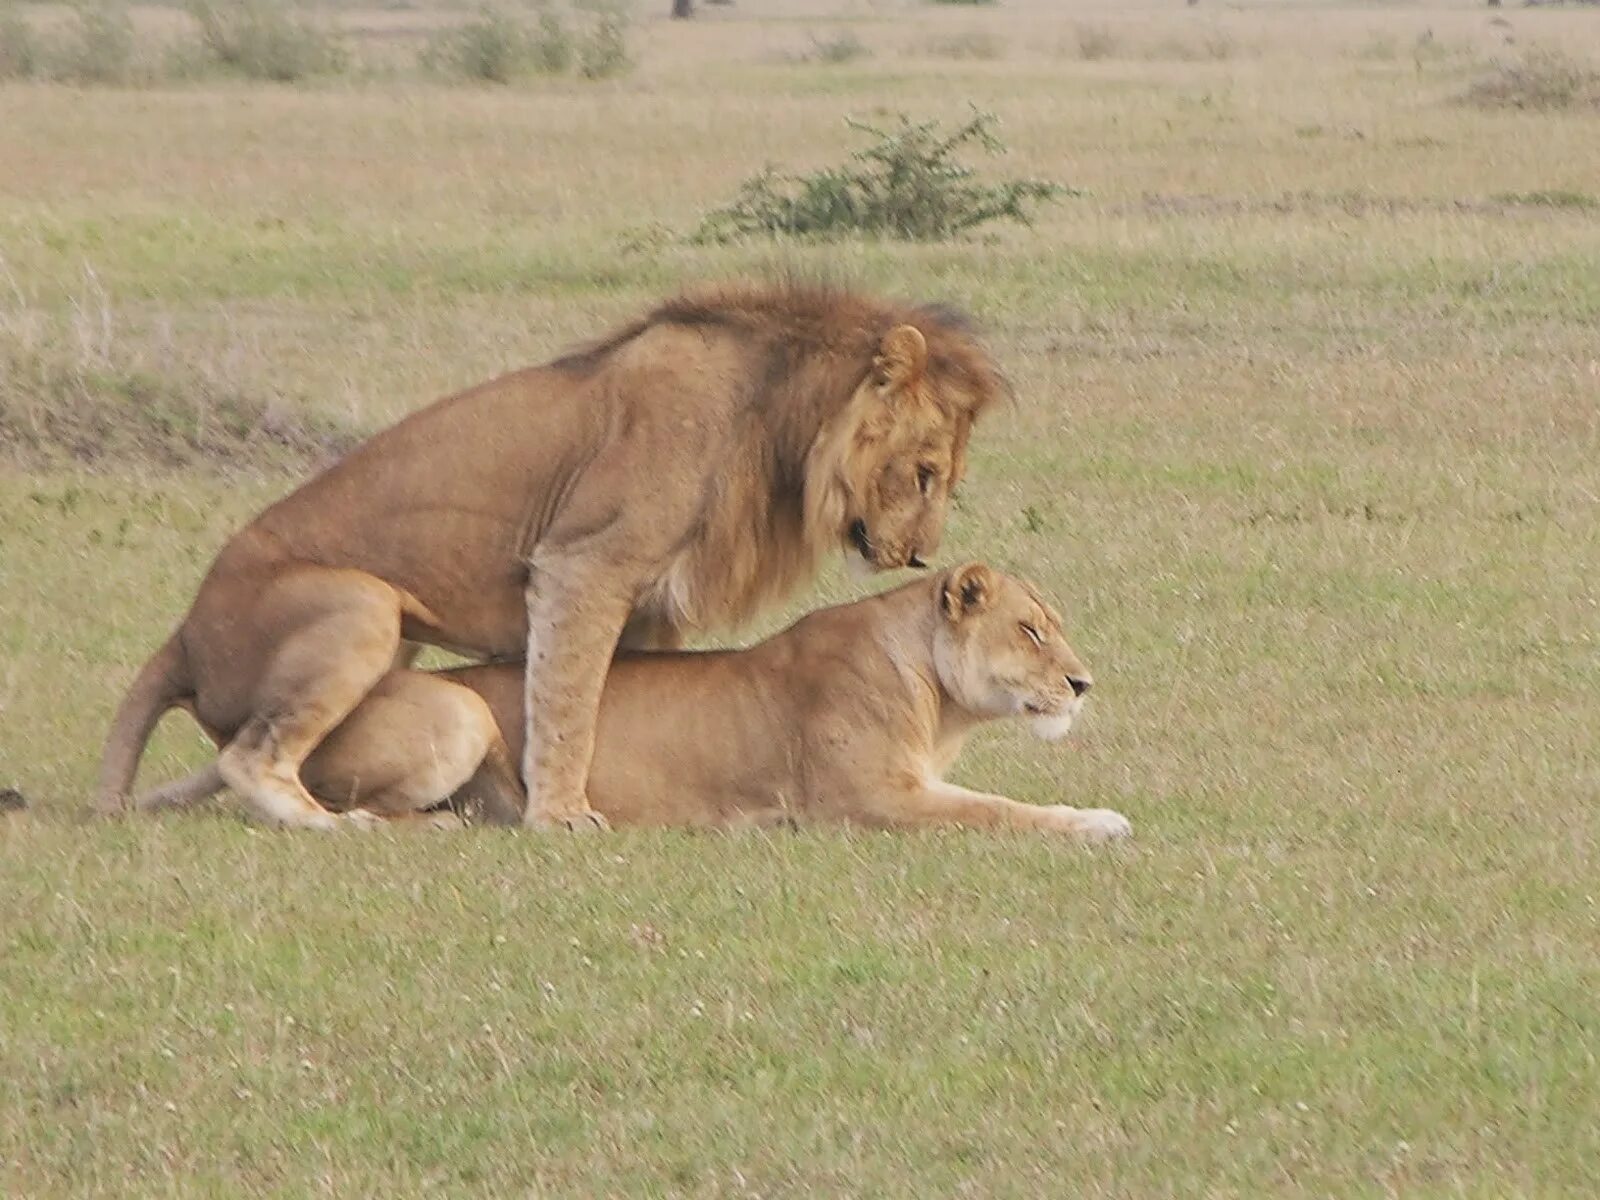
866,779 -> 1132,843
521,562 -> 636,831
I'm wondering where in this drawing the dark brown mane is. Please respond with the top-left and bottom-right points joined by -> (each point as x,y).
554,281 -> 1008,633
551,282 -> 1008,420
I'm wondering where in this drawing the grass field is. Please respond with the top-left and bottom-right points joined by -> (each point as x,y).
3,0 -> 1599,1193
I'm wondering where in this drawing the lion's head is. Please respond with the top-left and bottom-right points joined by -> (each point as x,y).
624,285 -> 1007,633
932,562 -> 1093,740
811,318 -> 1004,576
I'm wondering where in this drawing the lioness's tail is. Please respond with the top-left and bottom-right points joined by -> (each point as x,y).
96,633 -> 191,814
136,762 -> 225,813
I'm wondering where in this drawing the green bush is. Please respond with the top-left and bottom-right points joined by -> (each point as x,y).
52,3 -> 137,85
423,6 -> 623,84
1490,189 -> 1598,211
1351,34 -> 1398,63
1154,28 -> 1237,63
577,7 -> 629,80
1465,47 -> 1600,111
185,0 -> 346,82
923,31 -> 1003,62
695,109 -> 1067,243
0,4 -> 43,80
422,6 -> 530,83
530,10 -> 573,74
1073,23 -> 1118,62
804,30 -> 869,65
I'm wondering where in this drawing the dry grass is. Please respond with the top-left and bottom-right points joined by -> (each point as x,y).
1466,45 -> 1600,111
2,0 -> 1599,1194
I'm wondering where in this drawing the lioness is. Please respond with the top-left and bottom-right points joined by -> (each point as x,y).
99,285 -> 1006,831
140,564 -> 1133,842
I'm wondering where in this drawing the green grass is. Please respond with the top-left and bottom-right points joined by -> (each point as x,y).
3,0 -> 1600,1194
4,809 -> 1596,1194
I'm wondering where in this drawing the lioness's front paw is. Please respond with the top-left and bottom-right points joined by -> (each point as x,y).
1048,806 -> 1130,842
1073,808 -> 1132,842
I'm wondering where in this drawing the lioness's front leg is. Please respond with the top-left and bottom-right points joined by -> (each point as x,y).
867,780 -> 1132,843
521,558 -> 637,831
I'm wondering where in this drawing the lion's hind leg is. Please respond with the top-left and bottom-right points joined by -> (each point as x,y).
213,568 -> 405,832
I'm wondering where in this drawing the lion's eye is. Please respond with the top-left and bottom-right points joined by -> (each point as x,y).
917,464 -> 937,495
1020,624 -> 1043,647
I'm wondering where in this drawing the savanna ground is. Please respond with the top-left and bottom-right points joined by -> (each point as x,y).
3,0 -> 1599,1193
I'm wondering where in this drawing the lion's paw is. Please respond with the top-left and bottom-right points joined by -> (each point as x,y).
526,808 -> 611,834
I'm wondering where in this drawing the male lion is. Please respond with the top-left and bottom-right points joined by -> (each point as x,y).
139,564 -> 1133,842
98,285 -> 1006,831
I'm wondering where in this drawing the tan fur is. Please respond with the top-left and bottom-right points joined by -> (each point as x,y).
140,565 -> 1130,843
98,284 -> 1005,831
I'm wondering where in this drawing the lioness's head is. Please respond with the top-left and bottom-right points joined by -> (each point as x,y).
829,321 -> 1001,575
932,562 -> 1093,740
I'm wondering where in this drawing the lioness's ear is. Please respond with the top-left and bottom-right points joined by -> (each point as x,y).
941,562 -> 993,620
873,325 -> 927,390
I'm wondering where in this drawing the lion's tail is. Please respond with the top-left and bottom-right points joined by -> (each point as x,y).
95,632 -> 191,815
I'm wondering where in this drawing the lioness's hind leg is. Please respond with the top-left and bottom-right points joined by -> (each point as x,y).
301,672 -> 514,822
449,737 -> 526,827
216,570 -> 404,832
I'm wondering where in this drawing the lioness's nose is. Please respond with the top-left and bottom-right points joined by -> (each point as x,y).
1068,675 -> 1093,698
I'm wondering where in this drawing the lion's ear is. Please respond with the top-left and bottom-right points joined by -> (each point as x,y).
873,325 -> 927,390
941,562 -> 993,620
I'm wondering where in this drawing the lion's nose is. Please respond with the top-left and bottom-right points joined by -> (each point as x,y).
1068,675 -> 1093,698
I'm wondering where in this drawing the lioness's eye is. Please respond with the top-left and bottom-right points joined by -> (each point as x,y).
917,464 -> 937,495
1020,624 -> 1042,647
